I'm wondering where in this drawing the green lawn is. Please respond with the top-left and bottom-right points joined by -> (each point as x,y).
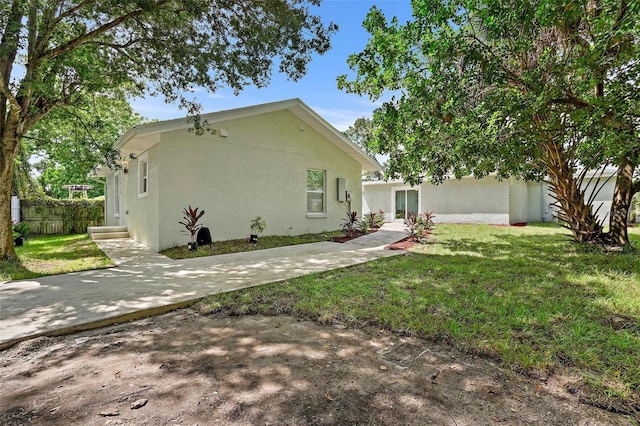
0,234 -> 114,281
198,223 -> 640,412
160,230 -> 344,259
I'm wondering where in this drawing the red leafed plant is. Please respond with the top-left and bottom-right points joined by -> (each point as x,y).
341,211 -> 360,238
179,205 -> 205,242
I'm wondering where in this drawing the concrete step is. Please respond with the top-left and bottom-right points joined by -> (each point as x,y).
88,226 -> 129,240
91,231 -> 130,240
88,226 -> 127,234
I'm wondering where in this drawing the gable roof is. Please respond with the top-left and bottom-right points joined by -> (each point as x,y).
115,98 -> 381,172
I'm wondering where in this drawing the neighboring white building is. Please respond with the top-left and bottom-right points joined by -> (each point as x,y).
363,170 -> 618,225
11,196 -> 20,224
99,99 -> 380,251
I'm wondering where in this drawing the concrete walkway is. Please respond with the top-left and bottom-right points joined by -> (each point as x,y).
0,224 -> 407,348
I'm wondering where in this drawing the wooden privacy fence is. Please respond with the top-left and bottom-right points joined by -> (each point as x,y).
20,199 -> 104,235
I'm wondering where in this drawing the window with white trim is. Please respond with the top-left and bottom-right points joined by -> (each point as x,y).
306,169 -> 325,214
138,153 -> 148,198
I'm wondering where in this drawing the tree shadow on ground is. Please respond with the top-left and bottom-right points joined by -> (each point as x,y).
0,312 -> 632,425
200,228 -> 640,415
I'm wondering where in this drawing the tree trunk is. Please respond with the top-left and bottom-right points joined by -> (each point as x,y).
0,110 -> 24,262
543,142 -> 605,243
608,157 -> 635,245
0,134 -> 21,261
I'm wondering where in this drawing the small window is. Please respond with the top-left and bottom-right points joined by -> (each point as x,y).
138,153 -> 148,198
307,169 -> 325,213
114,173 -> 120,217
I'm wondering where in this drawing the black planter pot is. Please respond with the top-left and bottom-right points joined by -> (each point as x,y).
14,236 -> 24,247
187,241 -> 198,251
249,234 -> 258,244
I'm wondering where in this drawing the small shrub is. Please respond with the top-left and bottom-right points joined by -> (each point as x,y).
405,211 -> 436,239
250,216 -> 267,235
13,221 -> 30,239
359,218 -> 371,234
342,211 -> 360,237
416,211 -> 435,236
404,212 -> 420,236
362,210 -> 385,230
179,205 -> 205,242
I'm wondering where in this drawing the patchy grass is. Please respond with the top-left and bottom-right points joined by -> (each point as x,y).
0,234 -> 113,281
161,230 -> 344,259
198,223 -> 640,413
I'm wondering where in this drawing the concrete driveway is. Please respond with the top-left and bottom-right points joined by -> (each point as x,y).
0,224 -> 407,348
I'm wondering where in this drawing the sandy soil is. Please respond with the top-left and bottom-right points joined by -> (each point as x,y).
0,310 -> 635,425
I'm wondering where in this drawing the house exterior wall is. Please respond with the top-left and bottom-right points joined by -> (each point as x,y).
423,177 -> 511,224
508,179 -> 529,224
362,182 -> 394,222
364,176 -> 513,224
123,149 -> 160,250
526,181 -> 545,222
130,109 -> 361,251
364,174 -> 619,226
528,176 -> 616,224
582,175 -> 616,224
363,177 -> 560,225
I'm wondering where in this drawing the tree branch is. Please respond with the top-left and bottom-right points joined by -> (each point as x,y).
464,34 -> 528,90
88,38 -> 143,50
40,0 -> 171,62
34,0 -> 120,59
548,96 -> 590,109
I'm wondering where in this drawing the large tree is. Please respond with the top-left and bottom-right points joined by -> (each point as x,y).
28,93 -> 145,199
339,0 -> 639,245
0,0 -> 337,260
344,117 -> 385,180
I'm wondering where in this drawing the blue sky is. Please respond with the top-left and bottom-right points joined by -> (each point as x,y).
130,0 -> 413,131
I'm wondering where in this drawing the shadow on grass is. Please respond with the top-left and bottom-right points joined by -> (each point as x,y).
2,235 -> 113,280
0,260 -> 32,281
197,229 -> 640,414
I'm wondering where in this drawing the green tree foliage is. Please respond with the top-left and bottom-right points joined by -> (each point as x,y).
28,94 -> 145,198
344,117 -> 376,156
0,0 -> 337,260
344,116 -> 385,180
338,0 -> 639,245
12,143 -> 41,198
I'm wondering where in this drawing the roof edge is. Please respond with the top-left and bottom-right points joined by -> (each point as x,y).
114,98 -> 381,171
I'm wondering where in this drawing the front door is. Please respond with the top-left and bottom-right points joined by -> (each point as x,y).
394,189 -> 419,221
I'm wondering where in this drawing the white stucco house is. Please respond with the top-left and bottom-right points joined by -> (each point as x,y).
99,99 -> 380,251
363,170 -> 618,225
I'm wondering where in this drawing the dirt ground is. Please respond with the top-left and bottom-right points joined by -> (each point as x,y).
0,310 -> 635,425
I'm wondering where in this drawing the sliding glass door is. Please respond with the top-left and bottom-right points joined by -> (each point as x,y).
394,189 -> 419,220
